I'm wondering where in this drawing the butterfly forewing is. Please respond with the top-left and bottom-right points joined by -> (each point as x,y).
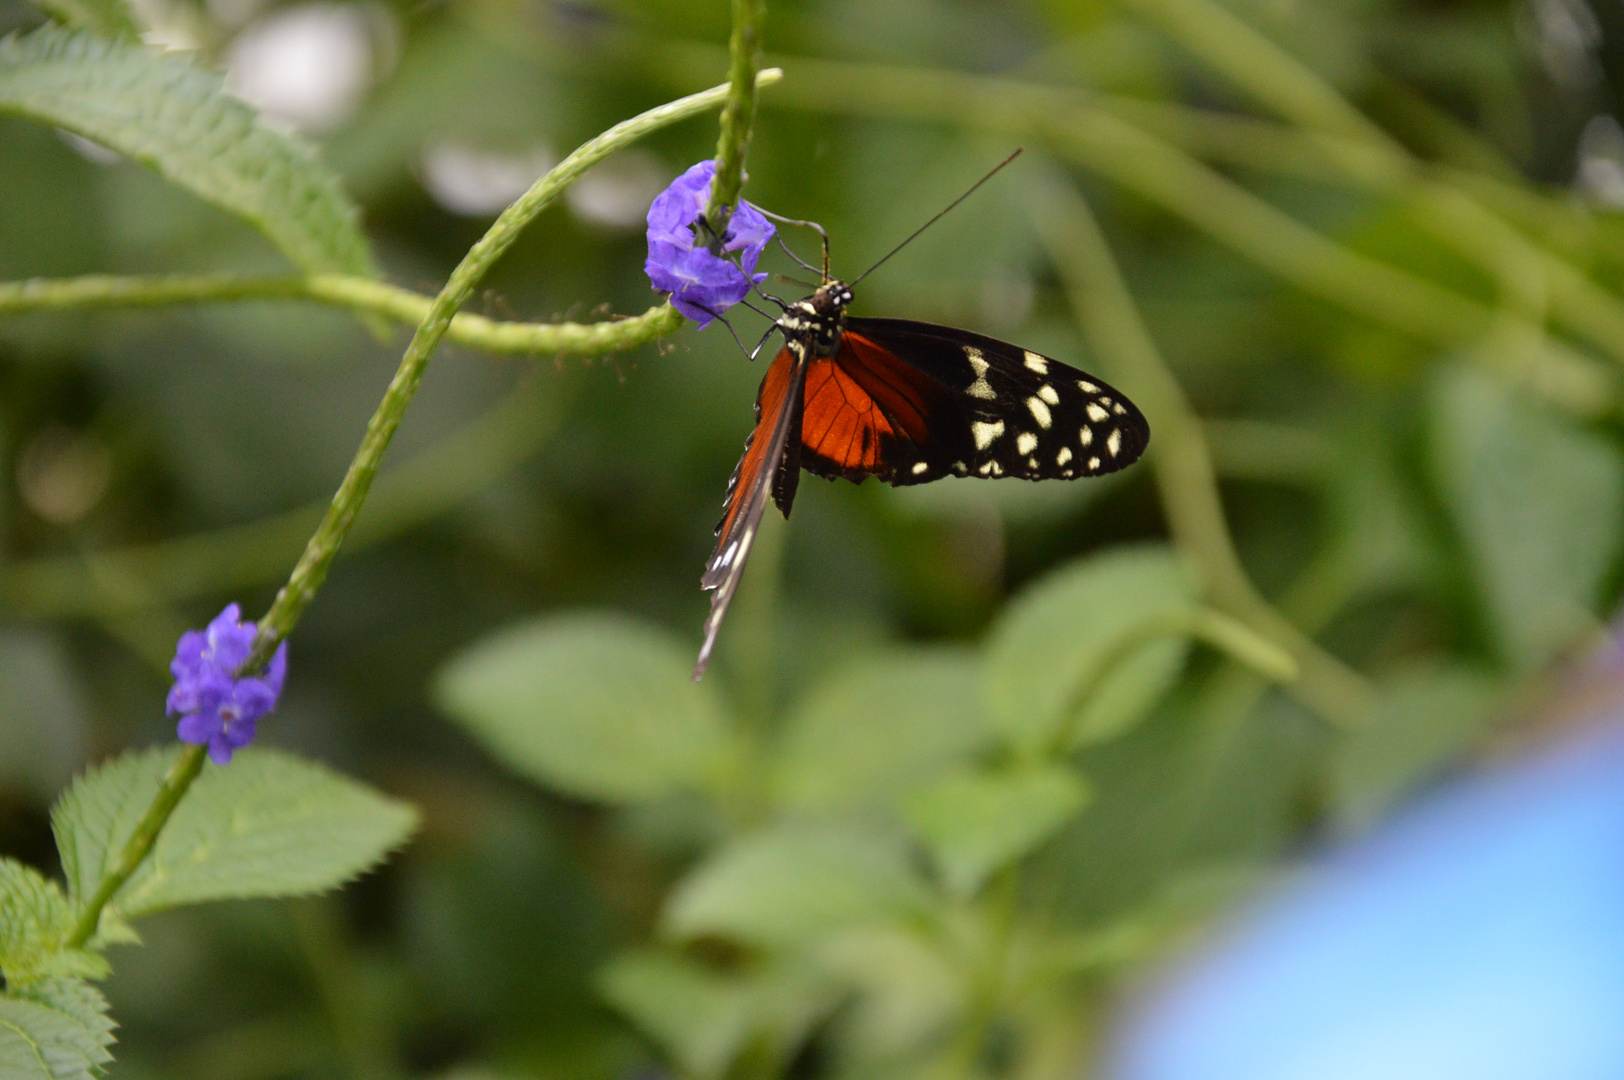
694,282 -> 1150,680
825,318 -> 1150,485
696,346 -> 808,679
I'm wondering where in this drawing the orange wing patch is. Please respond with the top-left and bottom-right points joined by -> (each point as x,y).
801,333 -> 940,478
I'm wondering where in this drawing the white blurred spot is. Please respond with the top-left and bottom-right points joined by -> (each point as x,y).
566,151 -> 672,228
1530,0 -> 1601,90
225,4 -> 375,133
17,426 -> 112,526
1577,114 -> 1624,206
420,142 -> 556,217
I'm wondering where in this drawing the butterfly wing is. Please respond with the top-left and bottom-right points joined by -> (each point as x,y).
801,317 -> 1149,484
695,345 -> 808,680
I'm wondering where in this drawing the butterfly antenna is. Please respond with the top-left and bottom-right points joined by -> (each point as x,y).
757,209 -> 831,282
849,148 -> 1023,287
691,304 -> 756,360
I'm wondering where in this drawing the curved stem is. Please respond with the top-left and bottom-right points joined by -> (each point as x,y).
55,76 -> 779,947
0,273 -> 685,357
241,70 -> 778,672
704,0 -> 768,242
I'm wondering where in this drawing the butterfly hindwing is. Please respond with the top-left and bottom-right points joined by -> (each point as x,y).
696,346 -> 808,679
816,317 -> 1150,485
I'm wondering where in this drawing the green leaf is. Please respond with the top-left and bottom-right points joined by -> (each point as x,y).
598,952 -> 830,1080
1331,665 -> 1502,831
904,764 -> 1091,896
53,745 -> 417,922
0,979 -> 114,1080
982,545 -> 1197,751
434,612 -> 738,803
26,0 -> 140,43
110,750 -> 417,918
773,648 -> 994,817
664,825 -> 928,950
1429,364 -> 1624,668
0,861 -> 106,986
0,25 -> 376,278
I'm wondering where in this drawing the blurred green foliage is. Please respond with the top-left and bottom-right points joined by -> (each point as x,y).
5,0 -> 1624,1077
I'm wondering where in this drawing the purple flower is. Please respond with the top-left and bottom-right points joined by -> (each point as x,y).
645,159 -> 775,328
168,603 -> 288,764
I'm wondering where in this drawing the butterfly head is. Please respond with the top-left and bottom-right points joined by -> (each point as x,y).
779,280 -> 852,359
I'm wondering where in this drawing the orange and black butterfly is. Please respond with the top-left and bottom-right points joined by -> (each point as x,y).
693,159 -> 1150,678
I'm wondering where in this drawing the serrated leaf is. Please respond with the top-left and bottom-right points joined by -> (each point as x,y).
0,25 -> 376,278
1430,365 -> 1624,668
905,764 -> 1091,896
434,612 -> 739,803
0,861 -> 107,986
26,0 -> 139,42
664,825 -> 928,950
773,648 -> 995,817
1332,665 -> 1503,832
983,545 -> 1196,752
104,749 -> 417,919
0,979 -> 114,1080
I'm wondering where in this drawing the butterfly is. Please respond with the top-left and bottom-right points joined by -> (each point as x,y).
693,277 -> 1150,678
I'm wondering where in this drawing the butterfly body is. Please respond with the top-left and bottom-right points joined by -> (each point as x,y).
693,279 -> 1150,678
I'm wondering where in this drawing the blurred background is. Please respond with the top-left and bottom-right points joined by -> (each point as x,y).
4,0 -> 1624,1076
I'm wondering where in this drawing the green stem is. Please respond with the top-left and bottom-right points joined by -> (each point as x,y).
56,74 -> 780,946
241,69 -> 779,671
1030,175 -> 1376,729
0,273 -> 685,357
704,0 -> 768,241
67,744 -> 206,947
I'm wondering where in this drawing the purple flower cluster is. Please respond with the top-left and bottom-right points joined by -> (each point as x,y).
167,603 -> 287,764
645,160 -> 775,328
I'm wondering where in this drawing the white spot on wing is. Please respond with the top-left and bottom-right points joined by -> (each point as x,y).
1016,432 -> 1038,455
1086,403 -> 1109,422
1113,403 -> 1127,415
1027,396 -> 1053,428
964,347 -> 995,399
1024,351 -> 1048,374
1080,427 -> 1093,447
1057,446 -> 1072,466
1107,428 -> 1122,457
972,420 -> 1005,450
1078,380 -> 1100,393
978,461 -> 994,475
911,461 -> 929,475
1088,456 -> 1101,470
1038,384 -> 1059,405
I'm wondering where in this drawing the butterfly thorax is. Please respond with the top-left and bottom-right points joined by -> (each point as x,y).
777,280 -> 853,359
